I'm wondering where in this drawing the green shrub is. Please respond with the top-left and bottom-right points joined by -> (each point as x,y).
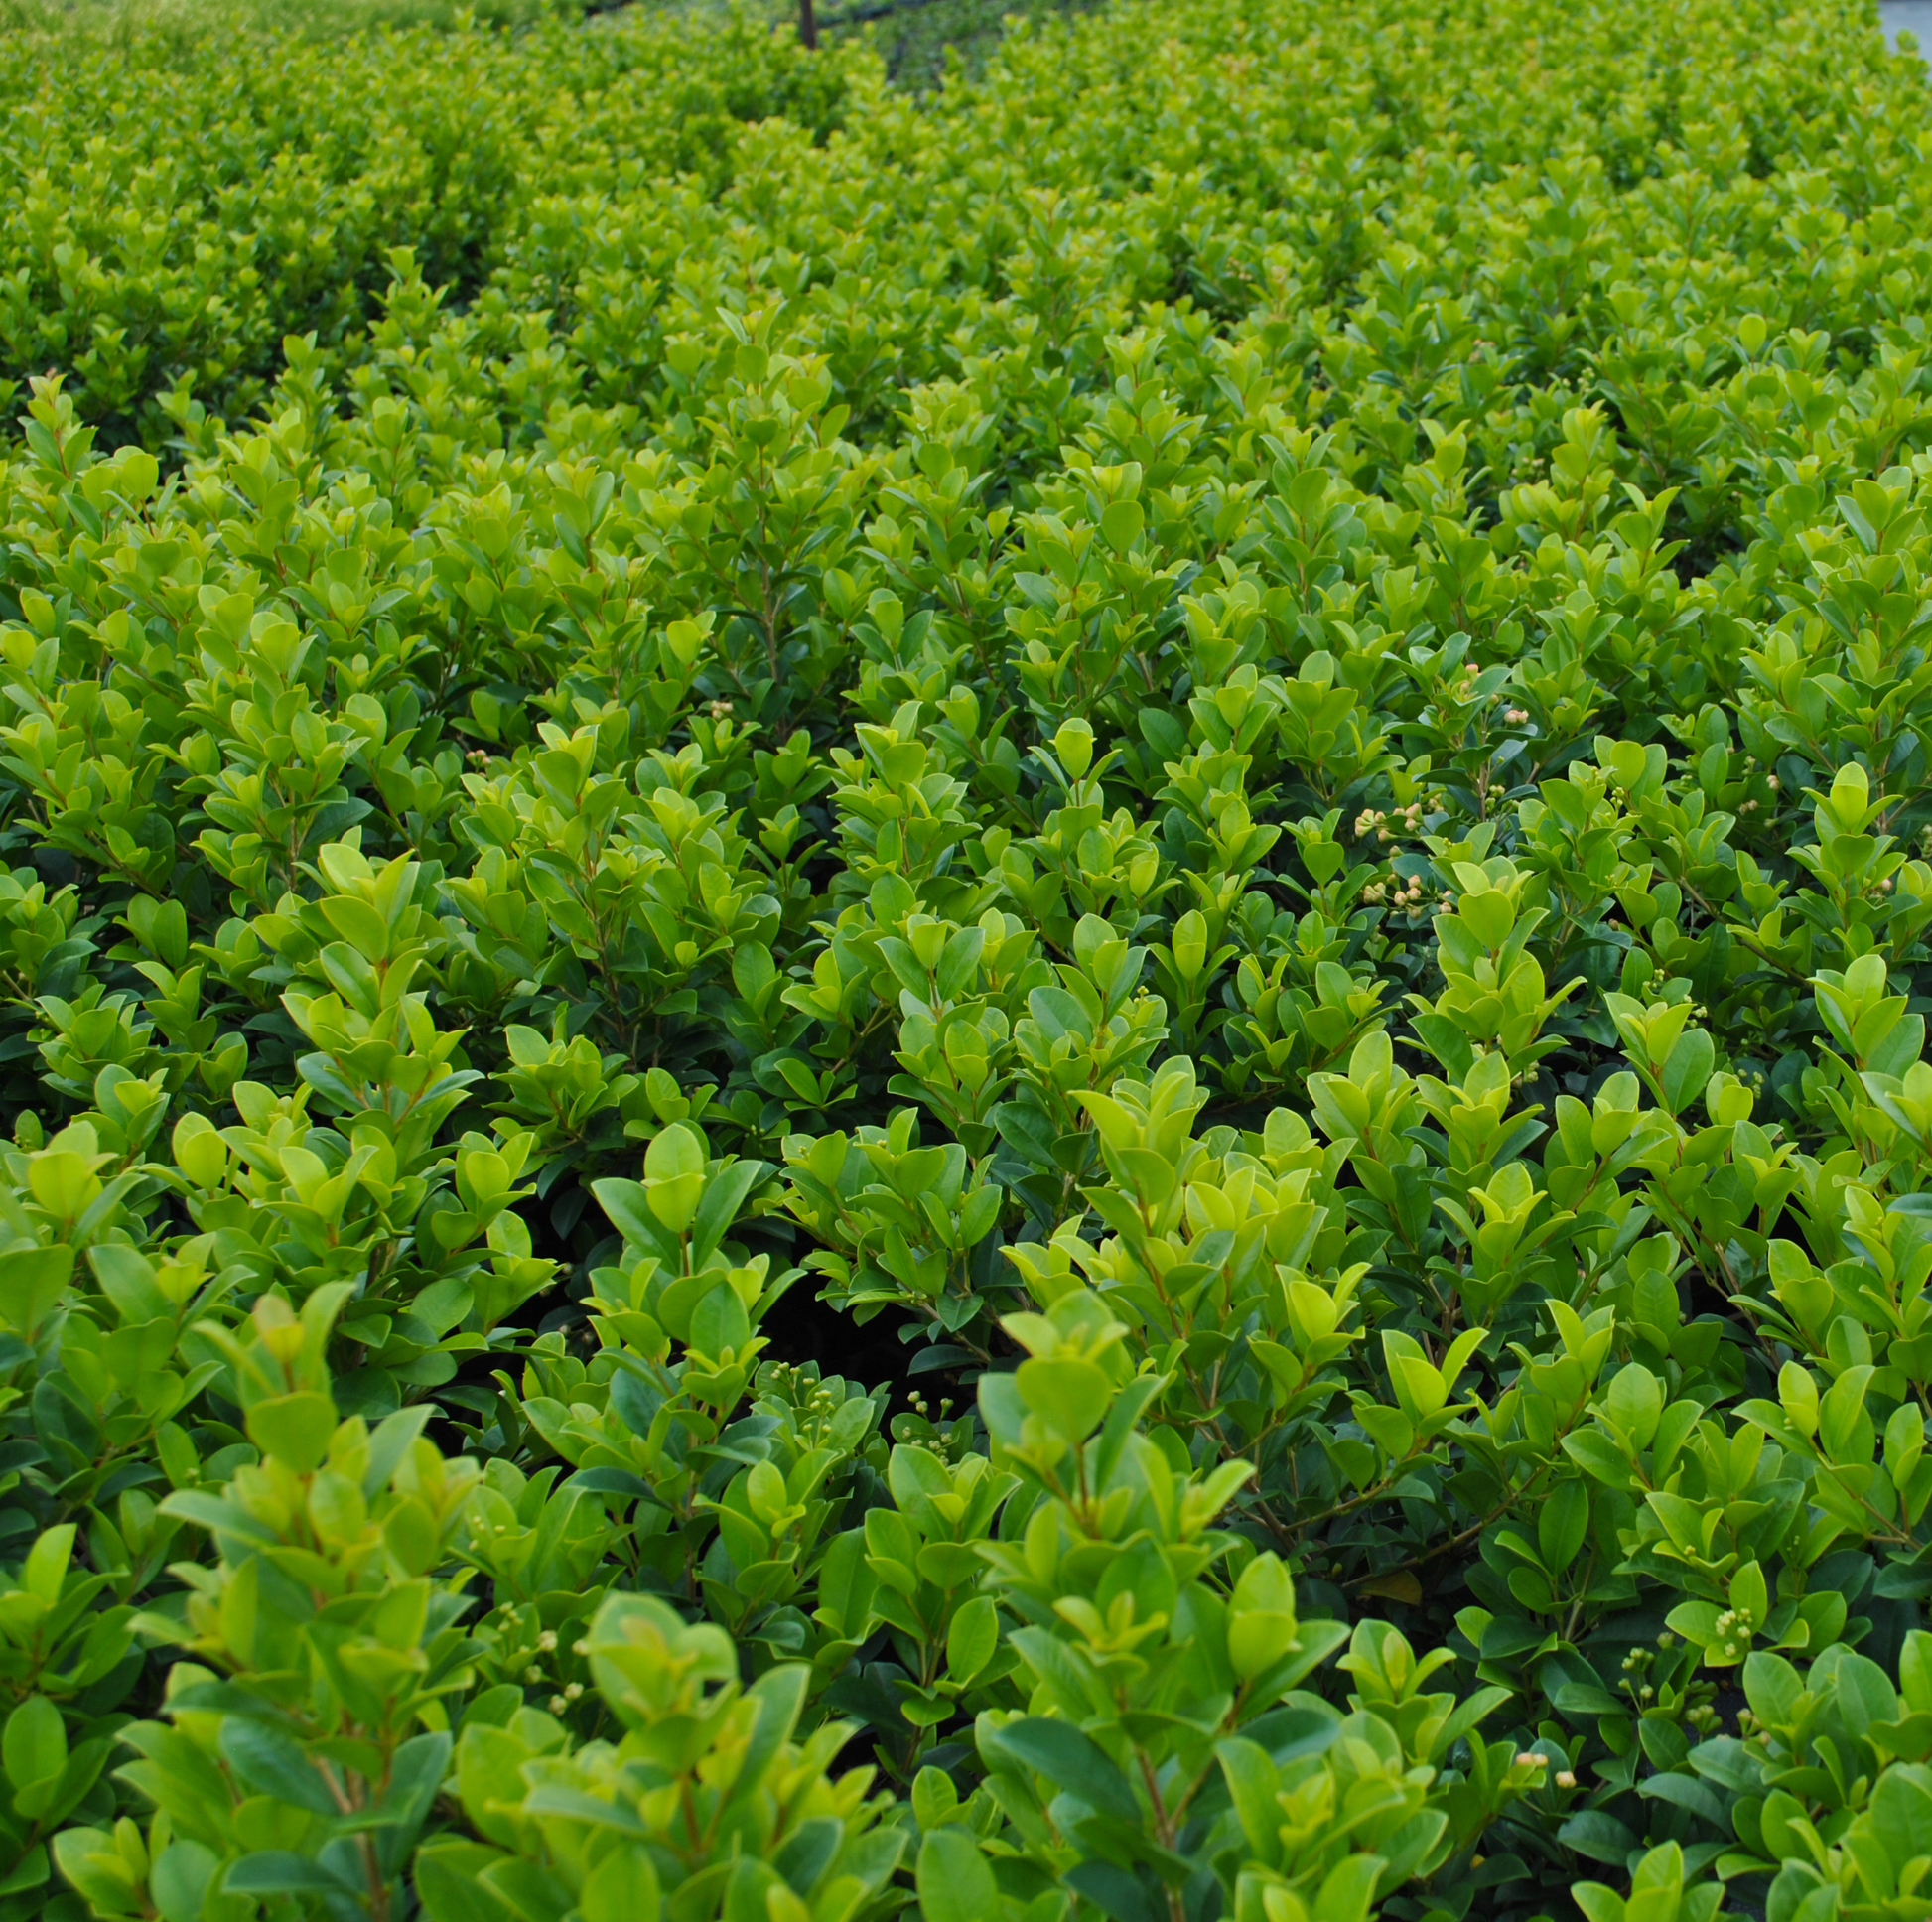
0,0 -> 1930,1920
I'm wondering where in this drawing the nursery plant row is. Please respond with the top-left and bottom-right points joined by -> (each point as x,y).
2,3 -> 1932,1922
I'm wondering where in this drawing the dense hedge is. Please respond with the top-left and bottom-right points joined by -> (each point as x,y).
0,7 -> 857,446
3,2 -> 1932,1921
